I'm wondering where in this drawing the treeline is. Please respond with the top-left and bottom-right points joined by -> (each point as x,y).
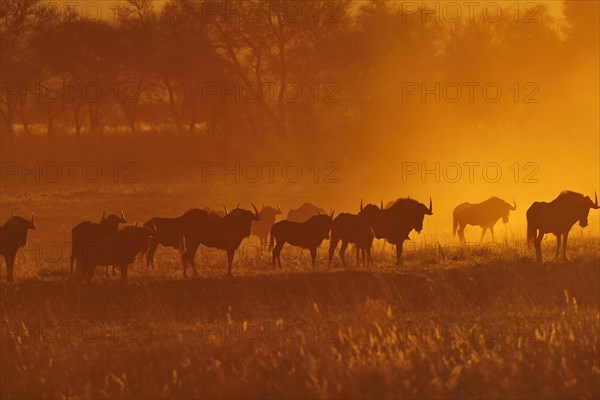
0,0 -> 594,151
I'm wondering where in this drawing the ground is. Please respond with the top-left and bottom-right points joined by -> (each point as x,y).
1,188 -> 599,398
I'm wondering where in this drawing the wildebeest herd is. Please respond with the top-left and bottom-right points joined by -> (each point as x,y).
0,191 -> 598,287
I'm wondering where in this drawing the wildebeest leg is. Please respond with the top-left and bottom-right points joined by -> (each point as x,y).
226,250 -> 234,277
147,237 -> 159,268
85,265 -> 95,290
562,233 -> 569,261
534,232 -> 544,262
358,247 -> 363,267
182,243 -> 199,278
457,225 -> 466,244
555,234 -> 561,259
328,239 -> 339,267
309,247 -> 317,270
489,226 -> 495,241
396,241 -> 404,265
273,242 -> 284,269
339,241 -> 348,267
366,248 -> 373,268
5,254 -> 15,282
189,251 -> 199,276
479,227 -> 488,243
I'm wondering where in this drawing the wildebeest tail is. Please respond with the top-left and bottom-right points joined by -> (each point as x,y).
452,211 -> 458,237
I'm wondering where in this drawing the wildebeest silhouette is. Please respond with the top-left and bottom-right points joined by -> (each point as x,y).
180,205 -> 260,277
0,214 -> 35,282
251,205 -> 282,249
452,197 -> 516,243
75,225 -> 157,288
286,202 -> 326,223
70,211 -> 126,275
270,212 -> 334,269
328,201 -> 375,268
527,190 -> 599,261
361,198 -> 433,265
144,209 -> 209,268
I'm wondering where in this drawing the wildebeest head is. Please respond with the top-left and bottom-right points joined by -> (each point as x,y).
388,197 -> 433,233
101,225 -> 158,266
260,204 -> 282,219
4,213 -> 35,231
227,204 -> 260,219
307,213 -> 334,241
415,198 -> 433,232
359,201 -> 381,225
1,214 -> 36,257
23,214 -> 35,229
496,197 -> 517,223
578,191 -> 599,227
101,210 -> 127,227
4,213 -> 36,232
226,204 -> 261,237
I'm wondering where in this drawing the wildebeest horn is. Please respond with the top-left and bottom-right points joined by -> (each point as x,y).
330,209 -> 335,219
360,199 -> 363,212
251,203 -> 260,218
31,212 -> 34,224
511,198 -> 517,210
102,211 -> 106,221
223,205 -> 228,216
380,199 -> 383,209
121,210 -> 126,221
235,203 -> 240,209
428,197 -> 432,214
593,191 -> 599,209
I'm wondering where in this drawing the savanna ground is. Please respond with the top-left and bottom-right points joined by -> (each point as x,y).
1,185 -> 599,399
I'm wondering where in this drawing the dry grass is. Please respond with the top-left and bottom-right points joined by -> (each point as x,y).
1,188 -> 599,398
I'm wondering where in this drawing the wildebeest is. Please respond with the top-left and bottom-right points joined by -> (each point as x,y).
328,201 -> 375,268
70,211 -> 126,275
361,198 -> 433,265
286,202 -> 326,223
527,190 -> 599,261
251,205 -> 282,249
0,214 -> 35,282
270,212 -> 334,269
75,225 -> 157,288
452,197 -> 517,243
180,205 -> 260,277
144,208 -> 209,268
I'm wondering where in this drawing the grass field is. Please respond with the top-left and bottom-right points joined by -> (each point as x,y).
1,187 -> 600,398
